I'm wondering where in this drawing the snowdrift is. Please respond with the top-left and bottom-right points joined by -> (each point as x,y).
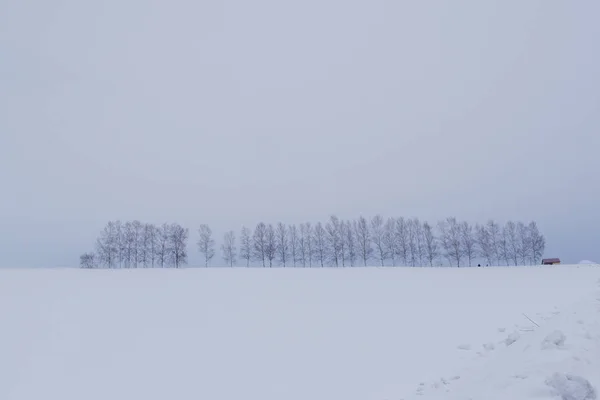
402,275 -> 600,400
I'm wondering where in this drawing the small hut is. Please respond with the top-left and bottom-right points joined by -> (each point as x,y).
541,258 -> 561,265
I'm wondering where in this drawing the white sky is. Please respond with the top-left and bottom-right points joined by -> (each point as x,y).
1,0 -> 599,266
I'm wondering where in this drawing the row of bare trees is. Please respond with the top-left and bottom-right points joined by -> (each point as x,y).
196,216 -> 546,268
80,220 -> 189,268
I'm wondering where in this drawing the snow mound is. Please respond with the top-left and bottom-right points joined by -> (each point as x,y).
483,342 -> 495,351
546,373 -> 597,400
579,260 -> 597,265
542,330 -> 567,349
504,331 -> 520,346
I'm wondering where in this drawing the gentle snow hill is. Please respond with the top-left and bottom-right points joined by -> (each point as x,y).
0,265 -> 598,400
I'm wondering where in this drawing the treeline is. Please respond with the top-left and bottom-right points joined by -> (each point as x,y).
81,216 -> 546,268
80,221 -> 188,269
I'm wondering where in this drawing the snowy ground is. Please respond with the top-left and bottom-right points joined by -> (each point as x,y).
0,265 -> 598,400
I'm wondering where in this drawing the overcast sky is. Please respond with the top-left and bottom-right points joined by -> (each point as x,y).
1,0 -> 599,267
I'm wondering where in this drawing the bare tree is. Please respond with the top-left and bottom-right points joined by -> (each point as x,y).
449,218 -> 465,267
145,223 -> 158,268
438,217 -> 464,267
383,218 -> 397,266
138,223 -> 151,268
289,225 -> 299,267
476,224 -> 494,266
240,226 -> 252,267
197,224 -> 215,267
305,222 -> 314,267
394,217 -> 409,265
80,252 -> 96,269
170,223 -> 189,268
313,222 -> 328,267
371,215 -> 387,266
407,219 -> 418,266
265,224 -> 277,267
498,225 -> 511,266
345,220 -> 357,267
355,216 -> 372,266
515,222 -> 530,265
156,223 -> 171,268
115,220 -> 124,268
96,221 -> 119,268
298,223 -> 308,267
325,216 -> 343,267
253,222 -> 267,267
122,221 -> 135,268
529,221 -> 545,264
423,222 -> 439,267
504,221 -> 519,266
338,220 -> 347,267
460,221 -> 477,267
275,222 -> 289,267
222,230 -> 237,267
414,218 -> 425,266
437,220 -> 452,266
299,222 -> 314,267
486,220 -> 501,265
132,220 -> 143,267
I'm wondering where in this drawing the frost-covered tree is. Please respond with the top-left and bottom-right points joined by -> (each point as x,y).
197,224 -> 215,267
486,220 -> 501,265
275,222 -> 289,267
516,222 -> 531,265
345,220 -> 357,267
138,223 -> 150,268
132,220 -> 143,267
370,215 -> 387,266
414,218 -> 425,266
305,222 -> 314,267
313,222 -> 328,267
394,217 -> 409,265
383,218 -> 397,266
476,224 -> 494,266
529,221 -> 545,264
170,223 -> 188,268
438,217 -> 464,267
143,223 -> 158,268
80,252 -> 96,269
423,222 -> 439,267
498,225 -> 511,266
95,221 -> 119,268
338,220 -> 347,267
240,226 -> 252,267
114,220 -> 125,268
355,216 -> 372,266
253,222 -> 267,267
121,221 -> 135,268
265,224 -> 277,267
222,230 -> 236,267
407,219 -> 418,266
289,224 -> 299,267
460,221 -> 477,267
156,223 -> 171,268
298,223 -> 311,267
504,221 -> 519,266
325,216 -> 343,267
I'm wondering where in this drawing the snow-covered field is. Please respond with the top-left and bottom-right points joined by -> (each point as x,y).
0,265 -> 598,400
